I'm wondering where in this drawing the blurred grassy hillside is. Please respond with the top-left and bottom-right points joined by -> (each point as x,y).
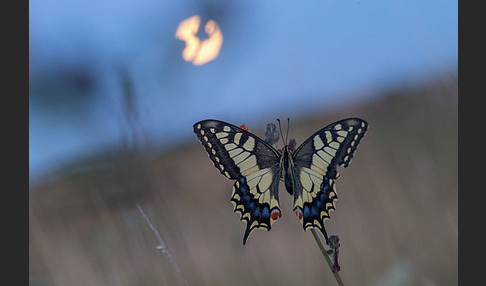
30,75 -> 457,285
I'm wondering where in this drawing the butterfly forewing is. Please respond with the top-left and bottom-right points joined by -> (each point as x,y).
193,120 -> 283,244
291,118 -> 368,242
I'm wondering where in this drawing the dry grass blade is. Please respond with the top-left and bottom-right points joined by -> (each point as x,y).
137,204 -> 189,286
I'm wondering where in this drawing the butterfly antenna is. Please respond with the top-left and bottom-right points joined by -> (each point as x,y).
286,118 -> 290,145
277,119 -> 286,145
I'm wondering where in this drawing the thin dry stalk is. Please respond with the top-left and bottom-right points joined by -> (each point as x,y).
137,204 -> 188,286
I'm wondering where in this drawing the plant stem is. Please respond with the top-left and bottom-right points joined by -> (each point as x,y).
310,229 -> 344,286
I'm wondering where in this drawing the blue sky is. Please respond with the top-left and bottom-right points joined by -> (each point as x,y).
29,0 -> 458,180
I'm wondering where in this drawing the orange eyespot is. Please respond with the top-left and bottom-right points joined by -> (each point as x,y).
270,209 -> 281,220
294,208 -> 303,220
240,124 -> 250,132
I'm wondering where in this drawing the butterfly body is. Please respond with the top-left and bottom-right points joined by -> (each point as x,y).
193,118 -> 368,245
281,145 -> 295,195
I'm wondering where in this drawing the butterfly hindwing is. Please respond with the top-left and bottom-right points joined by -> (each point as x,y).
291,118 -> 368,242
193,120 -> 283,244
231,171 -> 281,244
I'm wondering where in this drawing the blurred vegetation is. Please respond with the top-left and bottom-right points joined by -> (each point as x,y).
30,74 -> 457,285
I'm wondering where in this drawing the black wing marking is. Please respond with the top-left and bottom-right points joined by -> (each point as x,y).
193,120 -> 283,244
291,118 -> 368,243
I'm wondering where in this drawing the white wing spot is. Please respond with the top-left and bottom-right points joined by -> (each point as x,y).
224,143 -> 237,151
337,130 -> 348,137
247,168 -> 272,182
250,220 -> 260,229
313,135 -> 325,150
228,148 -> 243,158
300,172 -> 313,193
223,126 -> 231,132
233,151 -> 251,165
325,131 -> 332,143
329,142 -> 340,149
317,150 -> 333,164
243,137 -> 255,151
310,163 -> 327,175
234,133 -> 242,145
216,132 -> 228,139
320,211 -> 328,219
309,171 -> 322,187
239,155 -> 257,173
220,138 -> 229,144
242,165 -> 260,177
334,124 -> 342,130
259,191 -> 270,205
324,146 -> 337,156
258,172 -> 273,194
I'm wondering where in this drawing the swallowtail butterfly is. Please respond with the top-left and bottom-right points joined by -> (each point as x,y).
193,118 -> 368,245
